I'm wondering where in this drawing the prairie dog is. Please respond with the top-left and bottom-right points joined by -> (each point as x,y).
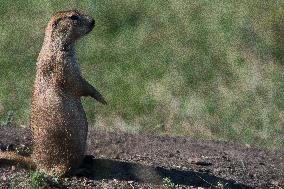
0,10 -> 106,176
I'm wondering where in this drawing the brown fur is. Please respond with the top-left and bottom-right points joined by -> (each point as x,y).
0,10 -> 106,176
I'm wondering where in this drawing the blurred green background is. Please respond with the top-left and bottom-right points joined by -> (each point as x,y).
0,0 -> 283,149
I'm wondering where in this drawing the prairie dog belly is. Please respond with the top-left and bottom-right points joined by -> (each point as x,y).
31,94 -> 88,175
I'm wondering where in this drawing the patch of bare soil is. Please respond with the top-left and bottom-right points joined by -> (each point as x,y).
0,126 -> 283,189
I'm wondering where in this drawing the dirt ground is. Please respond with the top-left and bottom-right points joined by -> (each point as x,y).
0,126 -> 283,189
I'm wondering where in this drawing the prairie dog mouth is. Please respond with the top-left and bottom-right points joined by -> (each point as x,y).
90,19 -> 95,29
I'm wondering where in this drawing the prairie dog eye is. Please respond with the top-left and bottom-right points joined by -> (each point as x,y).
70,15 -> 79,20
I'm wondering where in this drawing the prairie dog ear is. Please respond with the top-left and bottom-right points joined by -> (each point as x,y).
52,20 -> 59,29
53,20 -> 70,34
52,18 -> 63,29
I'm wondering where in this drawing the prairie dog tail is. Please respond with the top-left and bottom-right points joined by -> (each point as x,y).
0,151 -> 36,169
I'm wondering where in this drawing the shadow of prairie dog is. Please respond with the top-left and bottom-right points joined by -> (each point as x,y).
0,10 -> 106,176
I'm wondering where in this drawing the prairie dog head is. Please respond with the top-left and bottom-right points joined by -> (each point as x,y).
46,10 -> 95,46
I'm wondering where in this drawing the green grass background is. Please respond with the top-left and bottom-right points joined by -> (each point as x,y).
0,0 -> 283,149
